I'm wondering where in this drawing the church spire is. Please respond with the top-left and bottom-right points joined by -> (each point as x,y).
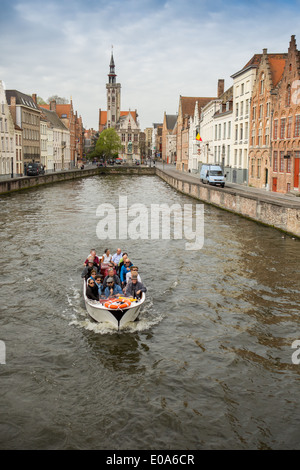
108,46 -> 116,84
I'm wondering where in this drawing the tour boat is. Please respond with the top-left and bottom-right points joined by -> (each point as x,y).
83,280 -> 146,329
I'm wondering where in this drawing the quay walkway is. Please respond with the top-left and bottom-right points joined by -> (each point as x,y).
155,163 -> 300,238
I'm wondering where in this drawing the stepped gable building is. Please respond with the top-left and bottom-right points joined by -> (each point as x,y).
40,99 -> 83,166
248,48 -> 287,190
39,106 -> 70,171
270,35 -> 300,193
6,89 -> 41,173
162,112 -> 177,163
176,94 -> 216,171
98,51 -> 141,160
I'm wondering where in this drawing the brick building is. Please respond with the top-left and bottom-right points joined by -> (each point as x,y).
248,49 -> 287,189
270,35 -> 300,193
176,95 -> 215,171
40,99 -> 83,167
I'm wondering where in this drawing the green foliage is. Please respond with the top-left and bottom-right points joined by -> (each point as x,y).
95,128 -> 122,159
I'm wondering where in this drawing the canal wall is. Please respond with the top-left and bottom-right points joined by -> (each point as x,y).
0,166 -> 156,195
156,168 -> 300,238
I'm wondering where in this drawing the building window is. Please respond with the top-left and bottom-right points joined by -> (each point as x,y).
287,116 -> 292,139
273,151 -> 278,172
251,158 -> 255,177
264,127 -> 269,146
280,118 -> 286,139
295,115 -> 300,137
274,120 -> 278,139
258,128 -> 262,146
260,73 -> 264,94
257,158 -> 261,178
245,99 -> 249,116
287,157 -> 291,173
121,133 -> 125,142
228,121 -> 231,139
259,104 -> 263,119
251,129 -> 255,147
280,151 -> 285,172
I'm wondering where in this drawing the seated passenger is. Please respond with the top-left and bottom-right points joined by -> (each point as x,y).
94,273 -> 103,297
104,262 -> 117,277
125,273 -> 147,299
84,249 -> 100,269
102,268 -> 121,290
120,258 -> 133,287
112,248 -> 123,269
103,277 -> 123,298
126,266 -> 141,284
86,278 -> 99,301
118,252 -> 128,272
81,259 -> 96,280
101,248 -> 112,265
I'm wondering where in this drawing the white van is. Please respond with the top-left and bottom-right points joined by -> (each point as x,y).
200,164 -> 225,187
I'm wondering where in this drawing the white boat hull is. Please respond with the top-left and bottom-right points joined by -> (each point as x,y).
83,281 -> 145,329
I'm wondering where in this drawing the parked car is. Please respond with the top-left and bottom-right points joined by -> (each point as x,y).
26,163 -> 45,176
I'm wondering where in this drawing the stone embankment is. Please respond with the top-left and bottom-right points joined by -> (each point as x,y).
0,166 -> 156,195
156,166 -> 300,238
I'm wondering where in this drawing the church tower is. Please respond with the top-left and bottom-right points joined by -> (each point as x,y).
106,49 -> 121,128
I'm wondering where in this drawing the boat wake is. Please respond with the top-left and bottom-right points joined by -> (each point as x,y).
65,284 -> 163,334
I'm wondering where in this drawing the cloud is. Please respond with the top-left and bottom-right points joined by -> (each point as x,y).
1,0 -> 300,130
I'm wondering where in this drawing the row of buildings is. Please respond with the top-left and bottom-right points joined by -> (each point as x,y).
0,82 -> 84,176
152,35 -> 300,194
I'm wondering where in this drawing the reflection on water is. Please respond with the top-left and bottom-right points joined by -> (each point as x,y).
0,175 -> 300,450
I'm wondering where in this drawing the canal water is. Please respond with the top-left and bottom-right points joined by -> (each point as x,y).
0,174 -> 299,450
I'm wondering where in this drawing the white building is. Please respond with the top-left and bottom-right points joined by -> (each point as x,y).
39,107 -> 70,171
211,87 -> 233,174
200,99 -> 222,166
0,80 -> 15,176
230,55 -> 261,183
188,101 -> 201,173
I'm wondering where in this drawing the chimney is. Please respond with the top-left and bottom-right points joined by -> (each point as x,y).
10,96 -> 17,124
218,79 -> 224,97
32,93 -> 37,104
263,48 -> 268,56
50,100 -> 56,112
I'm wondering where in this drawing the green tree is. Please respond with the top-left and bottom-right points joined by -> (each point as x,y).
47,95 -> 69,104
95,128 -> 122,160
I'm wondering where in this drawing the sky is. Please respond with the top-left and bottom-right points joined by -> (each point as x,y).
1,0 -> 300,131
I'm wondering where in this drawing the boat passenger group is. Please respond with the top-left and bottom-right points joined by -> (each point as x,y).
82,248 -> 147,301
